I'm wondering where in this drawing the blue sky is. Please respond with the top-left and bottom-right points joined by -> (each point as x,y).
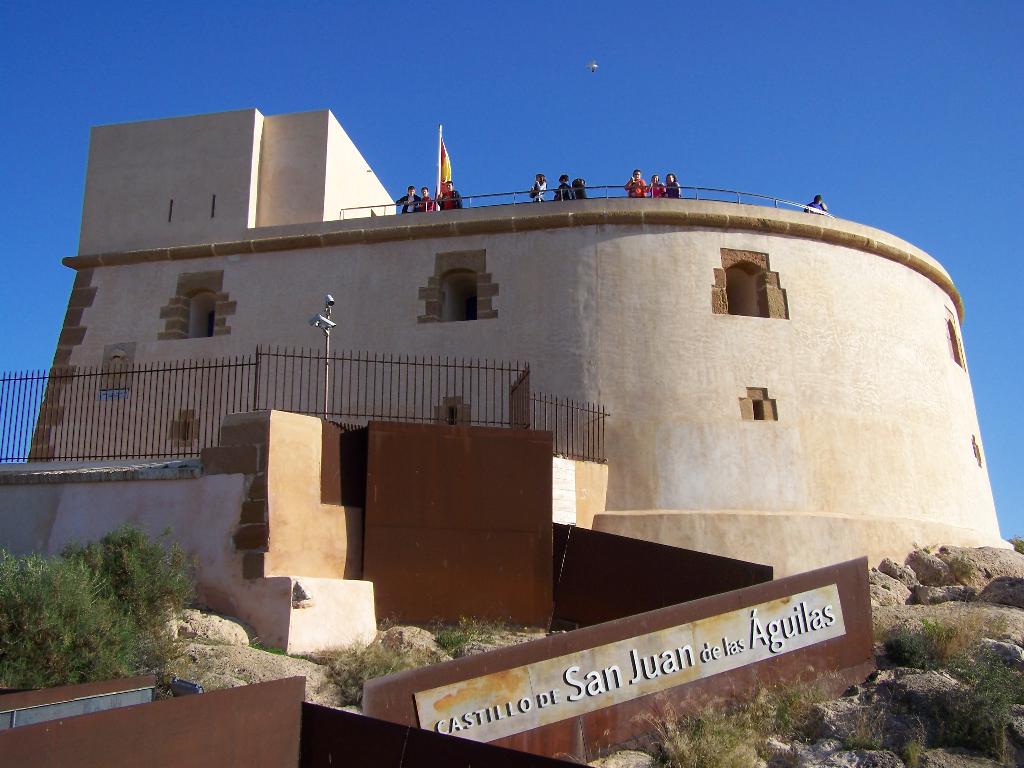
1,2 -> 1021,533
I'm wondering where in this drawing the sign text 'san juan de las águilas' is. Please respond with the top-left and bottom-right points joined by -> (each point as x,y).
414,585 -> 845,742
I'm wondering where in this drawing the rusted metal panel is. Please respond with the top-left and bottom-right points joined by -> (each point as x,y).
299,702 -> 578,767
0,675 -> 154,715
0,676 -> 304,767
320,420 -> 343,505
336,424 -> 368,507
363,558 -> 874,762
363,421 -> 553,626
552,523 -> 773,628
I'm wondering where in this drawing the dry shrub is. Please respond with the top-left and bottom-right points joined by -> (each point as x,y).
653,705 -> 759,768
945,555 -> 976,586
432,617 -> 506,657
650,677 -> 832,767
1010,537 -> 1024,555
317,642 -> 435,707
885,614 -> 987,669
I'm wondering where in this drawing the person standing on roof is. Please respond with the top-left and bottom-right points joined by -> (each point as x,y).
396,185 -> 422,214
438,180 -> 463,210
649,174 -> 666,198
554,174 -> 575,201
419,186 -> 436,212
530,173 -> 548,202
804,194 -> 829,214
665,173 -> 681,198
625,169 -> 647,198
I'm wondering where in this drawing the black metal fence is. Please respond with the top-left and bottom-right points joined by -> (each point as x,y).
0,348 -> 607,463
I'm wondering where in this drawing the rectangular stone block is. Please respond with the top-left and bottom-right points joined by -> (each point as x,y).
242,552 -> 265,580
240,500 -> 267,524
202,445 -> 260,475
233,523 -> 269,551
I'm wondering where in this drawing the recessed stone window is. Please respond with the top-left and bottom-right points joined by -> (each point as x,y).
99,343 -> 135,395
972,435 -> 983,468
946,310 -> 964,368
712,249 -> 789,319
170,408 -> 198,446
739,387 -> 778,421
418,250 -> 498,323
158,271 -> 236,340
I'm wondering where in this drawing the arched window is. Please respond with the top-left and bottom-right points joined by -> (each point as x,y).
712,249 -> 789,320
725,264 -> 761,317
188,291 -> 216,338
440,270 -> 478,322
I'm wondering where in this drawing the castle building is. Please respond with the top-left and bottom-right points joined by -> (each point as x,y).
50,107 -> 1003,574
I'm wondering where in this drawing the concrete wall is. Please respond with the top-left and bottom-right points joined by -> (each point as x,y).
0,410 -> 376,653
255,112 -> 330,228
324,112 -> 393,219
78,108 -> 391,255
79,109 -> 264,254
56,199 -> 1002,574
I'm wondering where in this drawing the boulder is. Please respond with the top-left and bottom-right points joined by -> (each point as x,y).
978,638 -> 1024,670
588,750 -> 656,768
878,558 -> 919,588
173,609 -> 251,646
166,642 -> 341,707
820,752 -> 904,768
936,546 -> 1024,590
912,585 -> 975,605
869,570 -> 911,607
918,747 -> 1006,766
377,626 -> 451,662
768,739 -> 903,768
979,576 -> 1024,609
906,550 -> 952,587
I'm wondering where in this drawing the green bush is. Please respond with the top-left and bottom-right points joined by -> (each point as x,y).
433,617 -> 504,657
318,643 -> 435,707
1010,537 -> 1024,555
884,616 -> 984,669
0,553 -> 138,688
0,526 -> 194,689
62,525 -> 193,636
940,650 -> 1024,760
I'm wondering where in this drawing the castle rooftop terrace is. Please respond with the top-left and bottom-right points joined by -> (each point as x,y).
63,195 -> 962,319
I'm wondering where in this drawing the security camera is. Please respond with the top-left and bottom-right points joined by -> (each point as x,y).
309,314 -> 336,330
325,294 -> 335,306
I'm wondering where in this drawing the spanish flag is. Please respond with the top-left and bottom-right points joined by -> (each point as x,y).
437,126 -> 451,197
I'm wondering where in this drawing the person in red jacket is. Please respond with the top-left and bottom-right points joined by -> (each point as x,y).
649,174 -> 666,198
419,186 -> 436,212
625,169 -> 647,198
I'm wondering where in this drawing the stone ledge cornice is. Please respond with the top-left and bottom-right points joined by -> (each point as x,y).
63,203 -> 964,320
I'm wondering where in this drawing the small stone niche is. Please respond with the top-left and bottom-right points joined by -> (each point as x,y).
739,387 -> 778,421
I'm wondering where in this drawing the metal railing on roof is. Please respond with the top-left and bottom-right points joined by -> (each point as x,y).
340,185 -> 835,219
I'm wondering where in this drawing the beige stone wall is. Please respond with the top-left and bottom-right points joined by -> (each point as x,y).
79,109 -> 265,254
78,108 -> 392,255
58,200 -> 1000,571
592,510 -> 1005,578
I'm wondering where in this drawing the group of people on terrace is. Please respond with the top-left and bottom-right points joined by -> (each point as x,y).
394,181 -> 463,213
395,172 -> 829,214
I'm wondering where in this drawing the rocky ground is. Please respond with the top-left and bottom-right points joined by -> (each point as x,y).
165,544 -> 1024,767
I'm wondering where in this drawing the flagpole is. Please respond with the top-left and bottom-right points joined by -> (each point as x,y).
436,124 -> 443,198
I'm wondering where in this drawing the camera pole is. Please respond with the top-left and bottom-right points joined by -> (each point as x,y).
322,298 -> 332,418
